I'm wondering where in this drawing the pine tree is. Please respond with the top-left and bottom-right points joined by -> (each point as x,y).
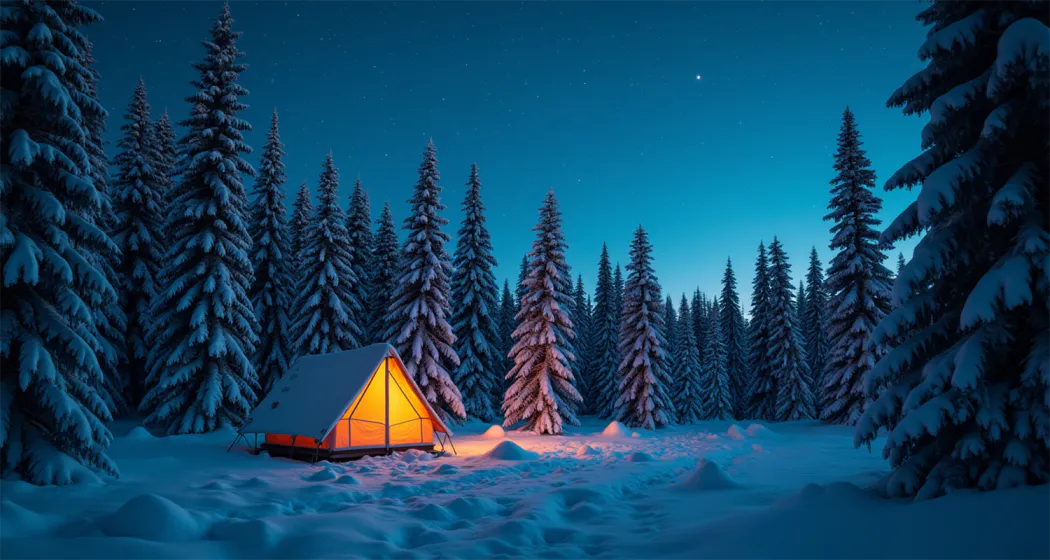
745,243 -> 775,420
720,258 -> 749,419
141,5 -> 260,434
691,290 -> 705,358
702,297 -> 734,420
856,3 -> 1049,498
673,296 -> 704,423
803,248 -> 829,413
797,281 -> 807,325
590,244 -> 619,419
289,181 -> 313,276
345,178 -> 373,343
615,226 -> 674,429
572,275 -> 593,415
385,141 -> 464,423
612,264 -> 624,329
153,111 -> 178,198
498,280 -> 517,386
368,202 -> 398,343
822,108 -> 894,426
503,190 -> 581,434
0,0 -> 122,483
515,254 -> 529,311
111,79 -> 165,406
896,252 -> 906,279
767,238 -> 815,421
663,294 -> 678,374
293,154 -> 360,354
247,110 -> 292,395
450,163 -> 501,422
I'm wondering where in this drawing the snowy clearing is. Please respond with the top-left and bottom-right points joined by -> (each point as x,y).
2,418 -> 1046,559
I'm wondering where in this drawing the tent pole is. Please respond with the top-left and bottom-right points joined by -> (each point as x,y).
291,435 -> 298,461
226,432 -> 246,452
384,356 -> 390,452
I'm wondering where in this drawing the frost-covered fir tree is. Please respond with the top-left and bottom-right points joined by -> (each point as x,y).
803,248 -> 829,413
702,298 -> 734,420
152,111 -> 179,241
895,252 -> 906,279
293,155 -> 360,354
572,275 -> 593,415
111,79 -> 165,405
822,108 -> 893,425
141,5 -> 260,434
673,296 -> 704,423
767,238 -> 815,421
615,227 -> 674,429
368,202 -> 398,343
691,290 -> 705,356
720,258 -> 749,418
515,255 -> 529,310
590,244 -> 620,419
663,294 -> 678,373
746,242 -> 776,420
1,0 -> 122,483
498,280 -> 517,386
385,141 -> 464,423
247,110 -> 293,395
797,281 -> 807,326
289,181 -> 312,275
450,163 -> 501,422
345,178 -> 373,342
856,2 -> 1049,498
503,190 -> 581,434
612,264 -> 624,329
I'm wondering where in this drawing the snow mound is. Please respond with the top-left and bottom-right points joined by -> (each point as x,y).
0,500 -> 61,538
200,480 -> 234,491
239,477 -> 271,488
209,518 -> 280,548
481,425 -> 506,439
626,451 -> 655,463
575,444 -> 600,457
678,459 -> 740,491
100,494 -> 201,542
726,424 -> 746,440
631,432 -> 641,438
744,424 -> 774,437
432,464 -> 461,475
356,465 -> 375,474
334,474 -> 360,485
305,467 -> 339,482
124,426 -> 155,441
483,440 -> 539,461
412,503 -> 455,522
447,496 -> 502,519
397,449 -> 435,462
599,421 -> 629,437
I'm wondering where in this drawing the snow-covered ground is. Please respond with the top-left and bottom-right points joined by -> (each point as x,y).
2,419 -> 1046,559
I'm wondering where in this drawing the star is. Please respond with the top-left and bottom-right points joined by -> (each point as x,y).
695,74 -> 702,81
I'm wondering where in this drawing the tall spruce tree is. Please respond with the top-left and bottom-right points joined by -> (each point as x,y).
289,181 -> 312,276
612,264 -> 624,330
767,238 -> 815,421
803,248 -> 829,413
153,111 -> 178,199
572,275 -> 593,415
291,154 -> 359,354
142,5 -> 260,434
590,244 -> 619,419
450,163 -> 501,422
368,202 -> 398,343
615,226 -> 674,429
797,280 -> 807,325
702,297 -> 734,420
692,289 -> 705,359
503,190 -> 581,434
822,108 -> 893,425
856,3 -> 1049,498
720,258 -> 749,419
345,178 -> 372,343
498,280 -> 517,386
663,294 -> 678,373
515,255 -> 529,310
746,242 -> 776,420
673,296 -> 704,423
385,141 -> 464,423
247,110 -> 292,395
895,252 -> 906,279
111,79 -> 165,406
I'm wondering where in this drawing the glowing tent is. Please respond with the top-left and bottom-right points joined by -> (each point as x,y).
237,344 -> 454,461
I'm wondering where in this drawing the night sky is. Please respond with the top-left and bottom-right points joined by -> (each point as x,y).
85,1 -> 927,313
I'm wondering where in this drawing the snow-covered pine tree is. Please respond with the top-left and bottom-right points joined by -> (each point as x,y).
385,141 -> 464,423
702,297 -> 734,420
615,226 -> 674,429
572,275 -> 593,415
803,247 -> 829,413
247,110 -> 293,395
822,107 -> 894,426
612,264 -> 624,328
450,163 -> 501,422
1,0 -> 121,483
515,254 -> 529,310
152,110 -> 179,240
673,295 -> 704,423
797,280 -> 807,326
720,258 -> 750,419
590,244 -> 619,419
498,280 -> 517,387
663,294 -> 678,374
856,2 -> 1049,498
293,154 -> 360,354
503,189 -> 581,434
345,178 -> 373,343
111,79 -> 165,406
767,238 -> 815,421
896,252 -> 906,279
141,5 -> 260,434
746,242 -> 775,420
289,181 -> 312,276
367,202 -> 398,343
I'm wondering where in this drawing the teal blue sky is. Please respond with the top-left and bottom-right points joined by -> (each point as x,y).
86,1 -> 926,315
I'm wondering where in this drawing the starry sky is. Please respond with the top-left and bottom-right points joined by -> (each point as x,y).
85,1 -> 927,314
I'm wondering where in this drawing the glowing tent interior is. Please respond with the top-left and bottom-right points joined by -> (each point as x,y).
236,344 -> 454,461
